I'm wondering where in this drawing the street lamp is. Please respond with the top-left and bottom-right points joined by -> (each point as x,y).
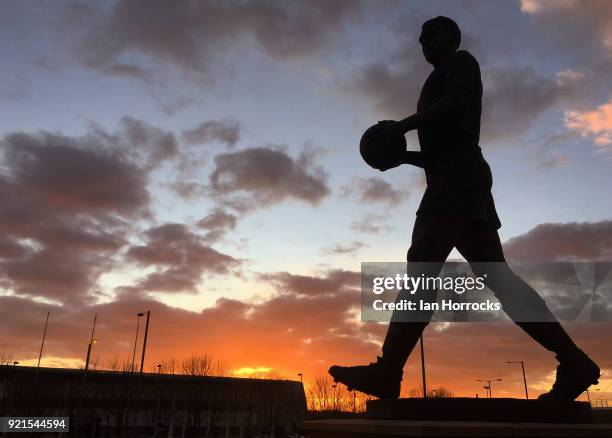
131,312 -> 145,372
157,364 -> 162,375
13,361 -> 18,367
297,373 -> 303,383
505,360 -> 529,399
477,379 -> 502,398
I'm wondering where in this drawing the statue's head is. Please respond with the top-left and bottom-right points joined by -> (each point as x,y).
419,16 -> 461,66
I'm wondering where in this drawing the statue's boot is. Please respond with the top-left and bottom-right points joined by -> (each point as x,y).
537,349 -> 600,401
328,356 -> 403,399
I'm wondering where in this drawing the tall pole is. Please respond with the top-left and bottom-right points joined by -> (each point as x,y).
420,335 -> 427,398
506,361 -> 529,399
131,313 -> 144,372
139,310 -> 150,374
37,311 -> 50,368
85,314 -> 97,371
520,361 -> 529,400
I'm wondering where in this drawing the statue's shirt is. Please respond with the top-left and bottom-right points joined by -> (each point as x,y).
416,50 -> 501,229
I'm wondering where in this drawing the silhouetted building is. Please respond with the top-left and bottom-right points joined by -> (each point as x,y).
0,365 -> 306,437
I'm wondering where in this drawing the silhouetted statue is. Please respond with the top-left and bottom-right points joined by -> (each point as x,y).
329,16 -> 599,401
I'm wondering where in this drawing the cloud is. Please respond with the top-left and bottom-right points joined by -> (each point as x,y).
0,268 -> 370,381
1,279 -> 609,401
119,116 -> 179,168
340,2 -> 611,147
70,0 -> 360,83
343,177 -> 407,205
259,269 -> 360,297
1,131 -> 150,217
125,223 -> 241,294
520,0 -> 612,52
0,125 -> 155,303
350,213 -> 392,234
209,146 -> 330,209
197,209 -> 238,243
181,119 -> 241,147
564,100 -> 612,152
480,67 -> 583,143
529,148 -> 569,168
321,241 -> 368,256
503,219 -> 612,261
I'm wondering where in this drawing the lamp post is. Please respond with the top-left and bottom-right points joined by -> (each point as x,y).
505,360 -> 529,399
353,390 -> 357,413
13,361 -> 18,367
477,379 -> 502,398
157,364 -> 162,375
84,314 -> 98,371
297,373 -> 303,383
131,312 -> 145,372
139,310 -> 150,374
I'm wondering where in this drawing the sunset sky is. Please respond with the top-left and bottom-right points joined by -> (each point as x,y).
1,0 -> 611,402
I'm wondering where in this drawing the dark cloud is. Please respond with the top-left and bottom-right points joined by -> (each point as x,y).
125,223 -> 241,294
504,219 -> 612,261
259,269 -> 360,297
321,241 -> 368,256
520,0 -> 612,60
70,0 -> 360,82
181,119 -> 241,147
0,126 -> 153,303
120,116 -> 179,168
1,131 -> 149,217
343,177 -> 407,205
209,146 -> 330,208
197,209 -> 238,243
480,67 -> 582,143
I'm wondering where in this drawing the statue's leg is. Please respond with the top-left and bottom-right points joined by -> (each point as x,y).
457,223 -> 599,400
381,213 -> 465,370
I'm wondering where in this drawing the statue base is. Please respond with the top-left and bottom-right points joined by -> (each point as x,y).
367,397 -> 592,423
297,398 -> 612,438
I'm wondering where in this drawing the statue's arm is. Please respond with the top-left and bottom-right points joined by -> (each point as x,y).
402,151 -> 424,168
397,52 -> 474,134
378,150 -> 423,171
